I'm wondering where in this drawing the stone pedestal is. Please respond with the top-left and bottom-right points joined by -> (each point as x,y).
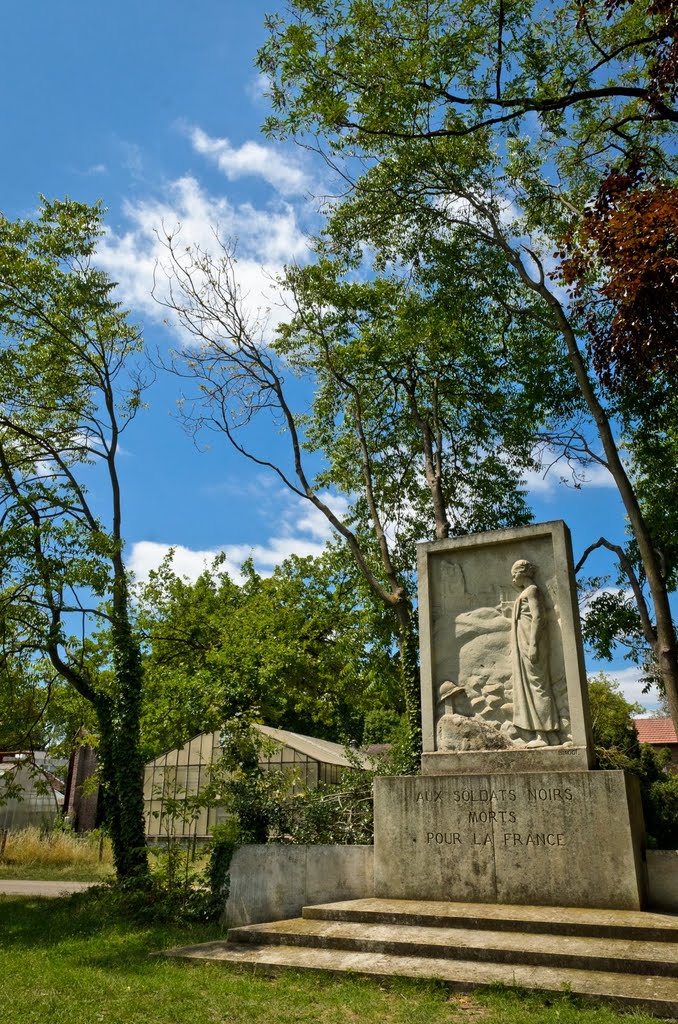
421,747 -> 590,774
374,770 -> 647,910
386,523 -> 649,913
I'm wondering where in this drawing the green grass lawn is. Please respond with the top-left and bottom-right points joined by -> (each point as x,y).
0,862 -> 114,882
0,892 -> 662,1024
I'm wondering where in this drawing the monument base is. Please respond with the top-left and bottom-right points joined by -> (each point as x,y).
374,770 -> 646,910
421,746 -> 592,775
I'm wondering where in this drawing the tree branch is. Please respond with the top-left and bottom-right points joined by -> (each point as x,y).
575,536 -> 656,646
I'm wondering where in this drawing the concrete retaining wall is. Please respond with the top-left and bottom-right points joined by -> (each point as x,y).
647,850 -> 678,912
222,844 -> 678,925
221,844 -> 374,927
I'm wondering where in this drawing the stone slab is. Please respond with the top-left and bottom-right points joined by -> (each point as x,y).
373,770 -> 646,910
227,917 -> 678,975
165,941 -> 678,1017
303,897 -> 678,941
648,850 -> 678,912
417,521 -> 594,772
305,844 -> 373,907
421,746 -> 590,774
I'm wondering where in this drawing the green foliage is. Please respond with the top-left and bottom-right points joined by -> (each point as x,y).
582,591 -> 648,665
590,673 -> 678,847
206,717 -> 418,849
628,385 -> 678,592
256,0 -> 678,721
95,817 -> 237,922
203,819 -> 239,916
595,742 -> 678,849
0,197 -> 149,881
278,261 -> 543,550
281,776 -> 375,845
362,708 -> 407,745
210,717 -> 298,844
645,772 -> 678,851
260,0 -> 674,194
280,736 -> 418,844
89,873 -> 207,924
137,550 -> 403,758
588,672 -> 644,752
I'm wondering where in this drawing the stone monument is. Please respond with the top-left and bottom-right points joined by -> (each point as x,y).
374,521 -> 647,910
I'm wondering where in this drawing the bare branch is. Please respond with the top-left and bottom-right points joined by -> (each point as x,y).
575,536 -> 656,646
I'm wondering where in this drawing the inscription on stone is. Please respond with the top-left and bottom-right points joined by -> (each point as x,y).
412,786 -> 573,803
468,810 -> 517,823
413,784 -> 571,849
374,771 -> 646,909
424,830 -> 565,846
528,786 -> 573,802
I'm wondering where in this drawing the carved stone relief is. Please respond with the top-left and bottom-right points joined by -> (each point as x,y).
431,551 -> 573,753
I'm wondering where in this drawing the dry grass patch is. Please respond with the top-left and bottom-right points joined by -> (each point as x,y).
449,993 -> 491,1020
0,826 -> 114,880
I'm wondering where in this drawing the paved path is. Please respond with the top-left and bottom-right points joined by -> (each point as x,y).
0,879 -> 97,897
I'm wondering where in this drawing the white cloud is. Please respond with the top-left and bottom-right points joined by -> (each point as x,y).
246,72 -> 271,105
521,450 -> 616,497
573,463 -> 617,488
128,541 -> 235,584
188,126 -> 311,196
291,493 -> 350,540
83,163 -> 107,176
96,174 -> 310,336
127,534 -> 329,586
127,489 -> 349,584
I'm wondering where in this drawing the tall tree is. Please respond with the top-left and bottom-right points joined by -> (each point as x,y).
157,228 -> 556,762
257,0 -> 678,729
0,198 -> 148,881
562,161 -> 678,391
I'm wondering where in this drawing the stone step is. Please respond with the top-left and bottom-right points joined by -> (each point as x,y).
165,940 -> 678,1017
226,917 -> 678,977
302,898 -> 678,943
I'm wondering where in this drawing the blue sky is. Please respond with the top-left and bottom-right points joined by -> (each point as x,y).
1,1 -> 660,710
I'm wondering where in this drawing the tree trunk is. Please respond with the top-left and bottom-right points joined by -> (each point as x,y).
111,605 -> 148,881
393,597 -> 422,771
555,316 -> 678,729
93,698 -> 120,863
502,235 -> 678,734
96,596 -> 148,883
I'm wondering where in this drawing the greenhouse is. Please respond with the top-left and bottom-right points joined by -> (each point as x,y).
143,724 -> 371,840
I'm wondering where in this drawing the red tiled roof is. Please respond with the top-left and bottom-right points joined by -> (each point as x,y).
634,717 -> 678,745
